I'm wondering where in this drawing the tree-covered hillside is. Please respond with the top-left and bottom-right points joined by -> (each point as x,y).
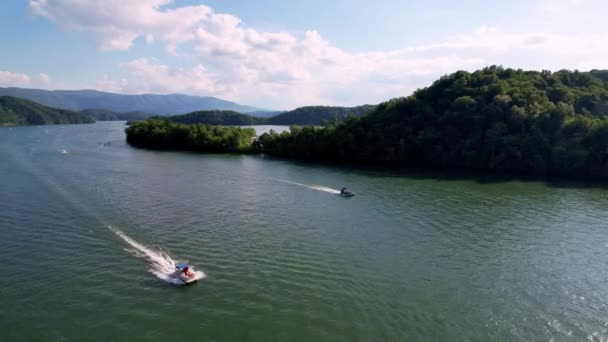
265,105 -> 376,125
260,67 -> 608,178
165,106 -> 374,126
0,96 -> 95,125
80,109 -> 152,121
169,110 -> 265,125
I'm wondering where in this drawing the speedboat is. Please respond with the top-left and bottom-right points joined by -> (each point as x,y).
175,263 -> 198,285
340,187 -> 355,197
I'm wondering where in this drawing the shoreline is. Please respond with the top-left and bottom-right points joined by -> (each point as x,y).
125,142 -> 608,187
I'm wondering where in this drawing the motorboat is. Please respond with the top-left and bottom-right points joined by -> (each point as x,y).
340,187 -> 355,197
175,263 -> 198,285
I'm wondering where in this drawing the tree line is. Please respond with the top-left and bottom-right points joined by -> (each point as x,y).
125,119 -> 257,153
81,109 -> 151,121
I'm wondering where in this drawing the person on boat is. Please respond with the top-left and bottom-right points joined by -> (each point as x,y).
183,266 -> 192,277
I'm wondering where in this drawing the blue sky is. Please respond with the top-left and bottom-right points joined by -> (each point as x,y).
0,0 -> 606,109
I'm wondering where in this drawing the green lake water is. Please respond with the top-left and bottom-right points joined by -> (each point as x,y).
1,122 -> 607,341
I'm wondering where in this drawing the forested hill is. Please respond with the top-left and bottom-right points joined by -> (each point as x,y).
169,110 -> 264,125
259,67 -> 608,178
80,109 -> 152,121
164,106 -> 375,125
0,96 -> 95,125
245,110 -> 284,118
265,105 -> 376,125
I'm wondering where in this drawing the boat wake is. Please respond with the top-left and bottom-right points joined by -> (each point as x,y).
309,185 -> 341,194
108,226 -> 205,285
278,179 -> 341,194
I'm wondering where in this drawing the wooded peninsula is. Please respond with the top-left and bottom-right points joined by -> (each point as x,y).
126,67 -> 608,179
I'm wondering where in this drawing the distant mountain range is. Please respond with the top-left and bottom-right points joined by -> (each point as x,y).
0,87 -> 261,115
0,96 -> 94,125
0,87 -> 378,126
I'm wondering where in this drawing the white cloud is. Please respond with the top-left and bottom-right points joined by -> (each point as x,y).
29,0 -> 608,108
0,70 -> 31,87
118,58 -> 224,95
95,74 -> 127,93
39,73 -> 50,85
29,0 -> 215,51
541,0 -> 585,13
0,70 -> 57,89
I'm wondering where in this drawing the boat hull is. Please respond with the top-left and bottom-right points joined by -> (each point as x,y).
178,274 -> 198,285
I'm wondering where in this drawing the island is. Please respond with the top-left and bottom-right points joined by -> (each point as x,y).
126,119 -> 256,153
0,96 -> 95,126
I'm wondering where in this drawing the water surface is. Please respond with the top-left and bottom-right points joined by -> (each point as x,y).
1,122 -> 607,341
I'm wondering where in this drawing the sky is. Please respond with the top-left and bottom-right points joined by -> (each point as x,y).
0,0 -> 606,109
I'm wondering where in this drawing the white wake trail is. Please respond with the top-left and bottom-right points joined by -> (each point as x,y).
108,226 -> 205,285
309,185 -> 341,194
278,179 -> 341,194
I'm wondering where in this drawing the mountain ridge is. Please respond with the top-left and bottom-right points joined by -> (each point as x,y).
0,87 -> 262,115
0,96 -> 95,125
164,105 -> 375,126
266,105 -> 376,125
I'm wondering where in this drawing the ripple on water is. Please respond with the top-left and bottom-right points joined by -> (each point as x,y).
2,123 -> 608,341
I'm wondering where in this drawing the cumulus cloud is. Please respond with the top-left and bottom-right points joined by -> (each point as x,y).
541,0 -> 585,13
95,74 -> 127,93
39,73 -> 50,85
0,70 -> 57,89
30,0 -> 608,108
119,58 -> 225,94
0,70 -> 31,87
29,0 -> 215,51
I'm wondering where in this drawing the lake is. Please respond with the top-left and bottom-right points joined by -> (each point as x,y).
1,121 -> 607,341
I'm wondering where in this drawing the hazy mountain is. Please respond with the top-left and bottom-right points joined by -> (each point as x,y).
80,109 -> 152,121
265,105 -> 377,125
0,87 -> 261,115
0,96 -> 95,125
